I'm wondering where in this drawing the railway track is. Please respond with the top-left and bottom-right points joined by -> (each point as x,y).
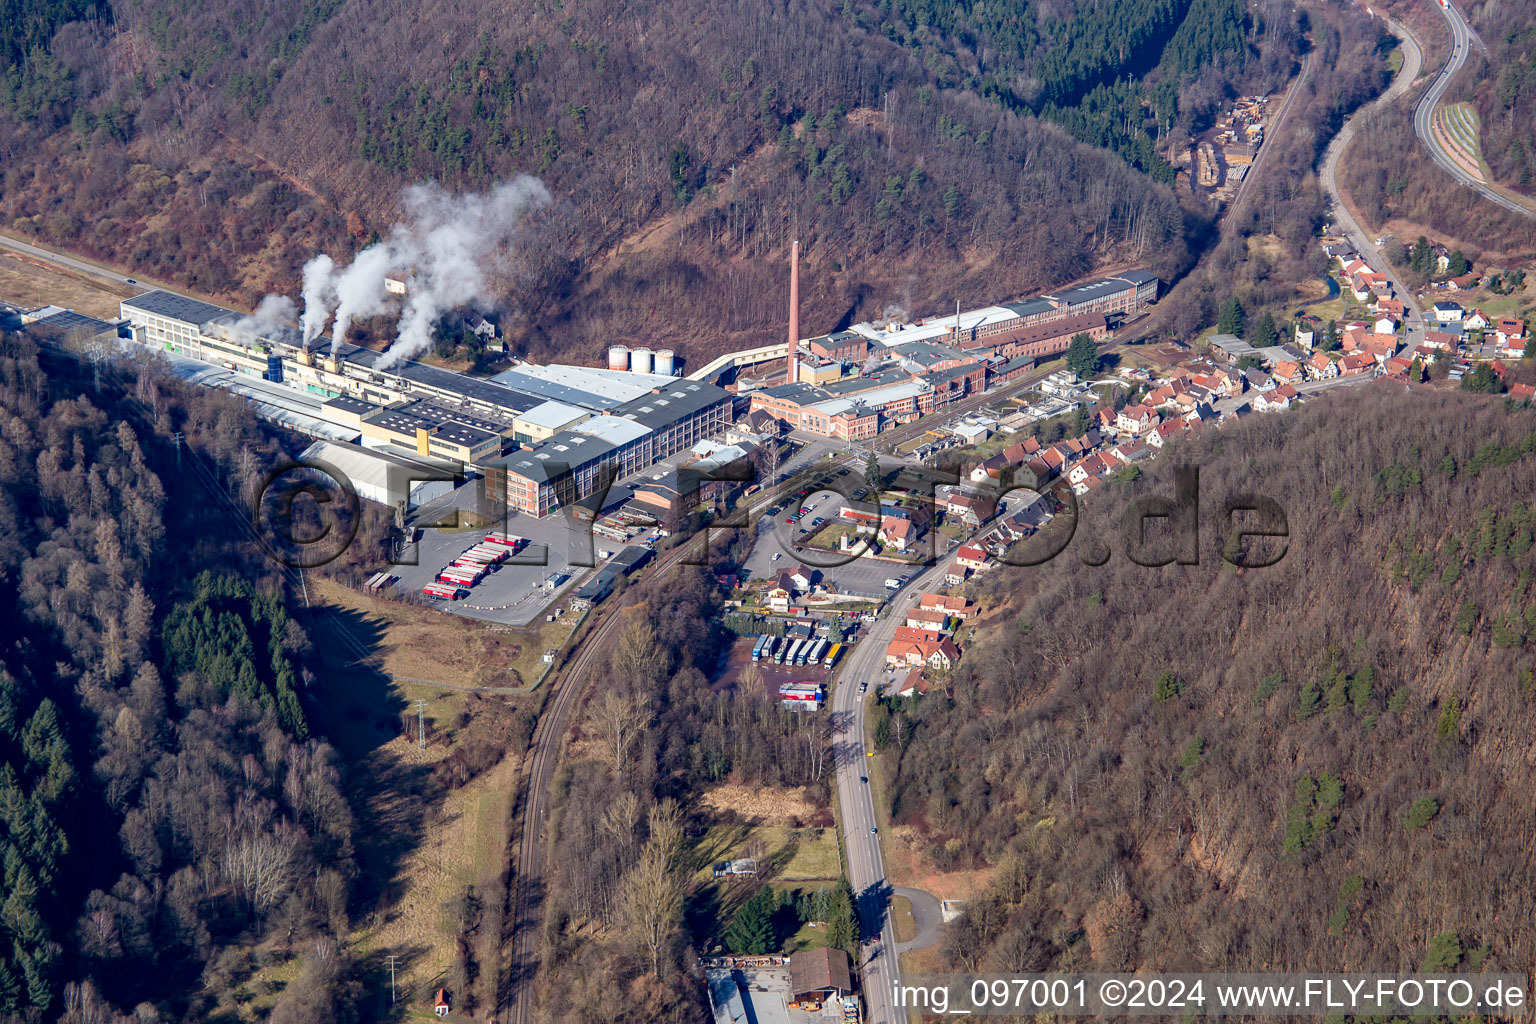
500,332 -> 1147,1023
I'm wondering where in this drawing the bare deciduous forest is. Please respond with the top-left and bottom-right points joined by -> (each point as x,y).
2,0 -> 1345,368
884,387 -> 1536,981
0,330 -> 405,1021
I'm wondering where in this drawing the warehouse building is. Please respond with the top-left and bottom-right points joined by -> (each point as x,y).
483,380 -> 731,517
297,439 -> 460,511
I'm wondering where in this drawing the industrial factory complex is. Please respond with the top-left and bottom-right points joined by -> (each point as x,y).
104,260 -> 1157,522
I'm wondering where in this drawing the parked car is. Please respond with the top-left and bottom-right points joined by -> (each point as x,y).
771,552 -> 781,561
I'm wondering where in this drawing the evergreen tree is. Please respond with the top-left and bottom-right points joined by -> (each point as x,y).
1447,250 -> 1469,276
724,885 -> 777,954
826,876 -> 859,951
1217,296 -> 1245,336
1248,311 -> 1279,348
1066,332 -> 1099,380
865,453 -> 881,490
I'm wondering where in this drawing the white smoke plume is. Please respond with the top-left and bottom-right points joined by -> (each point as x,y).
374,178 -> 551,369
231,294 -> 296,341
328,243 -> 395,355
254,176 -> 552,362
299,254 -> 335,345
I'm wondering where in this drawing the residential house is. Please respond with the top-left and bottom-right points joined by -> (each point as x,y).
1144,385 -> 1178,409
919,593 -> 975,619
1254,384 -> 1299,412
1307,353 -> 1338,380
1423,330 -> 1461,352
1271,360 -> 1302,384
1146,419 -> 1189,448
766,573 -> 796,613
787,565 -> 815,591
906,607 -> 950,631
1464,309 -> 1491,330
1068,451 -> 1115,495
926,638 -> 963,671
1496,318 -> 1527,354
1446,272 -> 1481,291
1340,352 -> 1375,375
885,636 -> 962,669
1374,316 -> 1398,335
1432,301 -> 1464,324
1510,382 -> 1535,401
1109,439 -> 1153,465
877,516 -> 919,552
943,491 -> 996,529
1294,324 -> 1315,349
1115,403 -> 1158,436
1244,367 -> 1274,391
954,544 -> 990,571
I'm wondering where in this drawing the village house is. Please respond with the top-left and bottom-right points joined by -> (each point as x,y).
906,607 -> 950,631
1254,384 -> 1300,412
766,572 -> 796,613
1340,352 -> 1375,375
1146,418 -> 1190,448
1271,360 -> 1303,385
919,593 -> 975,619
1068,451 -> 1115,495
1374,315 -> 1398,335
1432,301 -> 1464,324
943,491 -> 996,529
955,544 -> 990,572
1115,403 -> 1159,436
877,516 -> 920,553
1307,353 -> 1339,380
1464,309 -> 1491,330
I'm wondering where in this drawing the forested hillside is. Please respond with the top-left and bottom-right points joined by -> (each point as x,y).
886,388 -> 1536,978
1467,0 -> 1536,195
0,331 -> 369,1021
841,0 -> 1297,182
0,0 -> 1304,367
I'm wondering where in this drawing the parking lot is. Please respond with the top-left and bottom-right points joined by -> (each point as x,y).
383,481 -> 607,626
740,486 -> 954,601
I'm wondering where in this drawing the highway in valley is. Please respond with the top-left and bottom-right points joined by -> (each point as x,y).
828,550 -> 958,1024
1411,1 -> 1532,218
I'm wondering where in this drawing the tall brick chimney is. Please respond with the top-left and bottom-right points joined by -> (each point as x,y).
787,240 -> 800,384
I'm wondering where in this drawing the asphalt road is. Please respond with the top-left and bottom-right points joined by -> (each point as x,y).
829,551 -> 957,1024
1319,15 -> 1428,351
1411,2 -> 1532,218
0,231 -> 143,286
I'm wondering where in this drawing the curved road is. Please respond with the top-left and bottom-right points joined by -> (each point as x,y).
1410,2 -> 1531,217
1319,14 -> 1428,349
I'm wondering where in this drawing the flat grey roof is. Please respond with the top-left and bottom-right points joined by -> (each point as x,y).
616,380 -> 729,428
323,395 -> 380,415
123,289 -> 238,327
33,310 -> 116,335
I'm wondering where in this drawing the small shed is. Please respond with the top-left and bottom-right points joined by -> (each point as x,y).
433,987 -> 451,1018
789,948 -> 853,1000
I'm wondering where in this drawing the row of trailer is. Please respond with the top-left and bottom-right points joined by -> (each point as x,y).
421,532 -> 527,601
750,635 -> 843,669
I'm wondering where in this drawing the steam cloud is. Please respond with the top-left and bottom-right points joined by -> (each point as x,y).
232,294 -> 297,341
280,176 -> 551,365
299,255 -> 335,344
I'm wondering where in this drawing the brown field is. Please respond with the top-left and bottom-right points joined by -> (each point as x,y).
0,251 -> 135,318
699,783 -> 821,824
313,576 -> 533,686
